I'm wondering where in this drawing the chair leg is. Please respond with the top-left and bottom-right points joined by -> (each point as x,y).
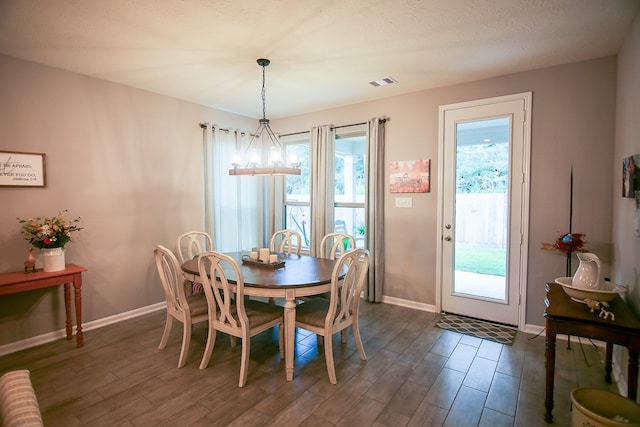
158,313 -> 173,350
278,324 -> 284,358
239,337 -> 250,387
352,320 -> 367,361
324,333 -> 337,384
341,329 -> 348,344
177,321 -> 191,368
199,325 -> 217,370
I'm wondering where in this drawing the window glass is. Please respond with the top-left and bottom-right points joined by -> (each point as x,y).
285,140 -> 310,203
280,127 -> 368,251
335,130 -> 366,248
284,135 -> 311,248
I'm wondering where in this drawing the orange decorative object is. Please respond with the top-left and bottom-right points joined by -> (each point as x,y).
23,248 -> 35,273
542,233 -> 586,254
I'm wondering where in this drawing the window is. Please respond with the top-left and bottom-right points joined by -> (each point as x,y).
283,135 -> 311,248
281,126 -> 367,252
334,128 -> 366,248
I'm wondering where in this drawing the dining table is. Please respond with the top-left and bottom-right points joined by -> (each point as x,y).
180,251 -> 341,382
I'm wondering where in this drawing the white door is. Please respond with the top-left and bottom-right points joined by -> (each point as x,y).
437,93 -> 531,326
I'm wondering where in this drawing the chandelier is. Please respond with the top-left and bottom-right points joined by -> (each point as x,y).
229,58 -> 301,176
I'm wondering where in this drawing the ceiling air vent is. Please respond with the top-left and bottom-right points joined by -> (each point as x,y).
369,76 -> 398,87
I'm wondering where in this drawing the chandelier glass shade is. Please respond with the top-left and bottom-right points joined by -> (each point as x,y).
229,58 -> 301,176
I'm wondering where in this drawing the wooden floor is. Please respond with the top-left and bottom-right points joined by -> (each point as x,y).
0,302 -> 619,426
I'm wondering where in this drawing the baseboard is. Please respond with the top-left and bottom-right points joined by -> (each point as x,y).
381,295 -> 437,313
0,302 -> 166,357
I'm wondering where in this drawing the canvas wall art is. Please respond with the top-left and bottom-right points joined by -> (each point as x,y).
623,154 -> 640,198
390,159 -> 430,193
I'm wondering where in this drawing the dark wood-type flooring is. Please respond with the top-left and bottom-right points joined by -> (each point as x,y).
0,302 -> 619,426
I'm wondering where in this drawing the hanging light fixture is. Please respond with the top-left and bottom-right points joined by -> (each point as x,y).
229,58 -> 301,176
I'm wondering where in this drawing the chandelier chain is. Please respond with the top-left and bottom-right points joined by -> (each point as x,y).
261,64 -> 267,120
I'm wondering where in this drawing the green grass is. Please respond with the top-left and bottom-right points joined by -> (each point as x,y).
455,244 -> 506,276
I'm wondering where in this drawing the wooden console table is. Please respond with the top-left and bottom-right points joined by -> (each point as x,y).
544,282 -> 640,423
0,264 -> 87,347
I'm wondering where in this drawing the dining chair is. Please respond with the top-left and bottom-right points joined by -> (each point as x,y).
269,229 -> 302,255
295,248 -> 370,384
176,231 -> 213,293
153,245 -> 209,368
176,231 -> 213,264
319,232 -> 357,260
197,251 -> 284,387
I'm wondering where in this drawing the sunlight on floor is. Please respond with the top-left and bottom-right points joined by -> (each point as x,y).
454,270 -> 505,300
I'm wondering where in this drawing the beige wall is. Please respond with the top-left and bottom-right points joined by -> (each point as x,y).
0,46 -> 625,348
275,56 -> 617,326
611,13 -> 640,392
613,13 -> 640,308
0,55 -> 255,347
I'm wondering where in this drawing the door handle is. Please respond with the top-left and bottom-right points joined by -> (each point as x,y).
444,236 -> 452,241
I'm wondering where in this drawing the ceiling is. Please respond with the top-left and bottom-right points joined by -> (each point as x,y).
0,0 -> 638,119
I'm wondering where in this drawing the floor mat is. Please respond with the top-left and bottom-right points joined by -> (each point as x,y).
436,314 -> 517,345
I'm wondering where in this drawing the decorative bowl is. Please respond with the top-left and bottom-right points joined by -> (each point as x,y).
555,277 -> 627,303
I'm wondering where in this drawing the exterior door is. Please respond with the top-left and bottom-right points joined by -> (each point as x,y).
437,93 -> 531,326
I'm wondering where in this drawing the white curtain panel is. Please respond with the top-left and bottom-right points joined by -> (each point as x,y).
366,117 -> 386,302
204,127 -> 263,252
309,125 -> 335,256
202,124 -> 215,241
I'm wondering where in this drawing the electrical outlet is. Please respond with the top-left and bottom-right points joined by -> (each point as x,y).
395,197 -> 412,208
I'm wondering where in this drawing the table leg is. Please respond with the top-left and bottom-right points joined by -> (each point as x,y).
284,289 -> 296,381
545,320 -> 557,424
629,351 -> 639,400
73,274 -> 83,348
63,283 -> 72,340
605,342 -> 613,383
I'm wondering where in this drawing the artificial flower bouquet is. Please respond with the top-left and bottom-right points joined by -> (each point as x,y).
17,210 -> 82,249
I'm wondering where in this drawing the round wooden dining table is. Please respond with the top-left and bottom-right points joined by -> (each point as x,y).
181,251 -> 339,382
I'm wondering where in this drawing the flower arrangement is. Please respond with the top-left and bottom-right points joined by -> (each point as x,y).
17,210 -> 82,249
541,232 -> 587,254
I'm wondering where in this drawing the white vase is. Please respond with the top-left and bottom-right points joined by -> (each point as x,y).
42,247 -> 65,272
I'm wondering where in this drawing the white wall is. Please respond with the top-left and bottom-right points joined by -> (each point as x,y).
274,56 -> 617,326
611,12 -> 640,396
613,13 -> 640,308
0,55 -> 255,346
0,49 -> 623,348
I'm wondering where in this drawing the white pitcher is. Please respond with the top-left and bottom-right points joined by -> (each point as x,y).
572,252 -> 602,289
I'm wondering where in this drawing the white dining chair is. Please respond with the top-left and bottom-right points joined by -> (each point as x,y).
153,245 -> 209,368
319,232 -> 356,260
270,229 -> 302,255
176,231 -> 213,293
294,248 -> 370,384
197,251 -> 284,387
176,231 -> 213,264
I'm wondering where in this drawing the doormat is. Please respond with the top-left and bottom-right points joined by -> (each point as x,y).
436,314 -> 517,346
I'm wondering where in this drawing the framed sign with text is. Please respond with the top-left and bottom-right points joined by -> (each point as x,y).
0,151 -> 46,187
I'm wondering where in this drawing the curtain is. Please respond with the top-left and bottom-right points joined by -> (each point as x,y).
202,124 -> 215,243
366,117 -> 386,302
309,125 -> 335,256
204,126 -> 263,252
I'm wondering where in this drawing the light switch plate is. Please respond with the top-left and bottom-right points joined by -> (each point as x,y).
395,197 -> 412,208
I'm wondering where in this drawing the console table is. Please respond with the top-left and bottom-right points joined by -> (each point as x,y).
544,282 -> 640,423
0,264 -> 87,347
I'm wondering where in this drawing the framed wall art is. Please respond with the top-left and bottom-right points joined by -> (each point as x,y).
0,151 -> 46,187
623,154 -> 640,198
390,159 -> 430,193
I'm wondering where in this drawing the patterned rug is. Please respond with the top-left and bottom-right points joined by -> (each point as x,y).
436,314 -> 517,345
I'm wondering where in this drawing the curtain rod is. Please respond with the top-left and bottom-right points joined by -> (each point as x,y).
199,123 -> 255,137
203,117 -> 388,137
280,118 -> 388,137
